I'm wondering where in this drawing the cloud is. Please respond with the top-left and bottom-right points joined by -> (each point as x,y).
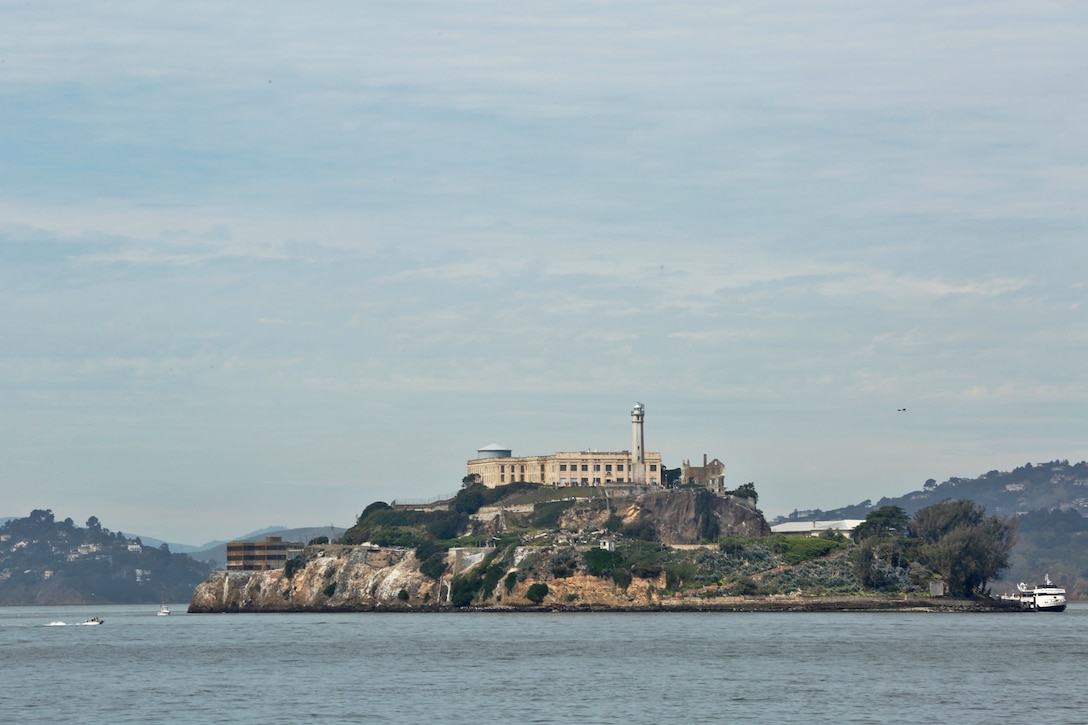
2,1 -> 1087,542
817,272 -> 1029,301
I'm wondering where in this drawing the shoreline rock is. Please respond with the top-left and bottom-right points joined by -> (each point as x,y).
188,567 -> 1020,614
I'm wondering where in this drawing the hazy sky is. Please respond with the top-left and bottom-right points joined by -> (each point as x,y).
2,2 -> 1085,545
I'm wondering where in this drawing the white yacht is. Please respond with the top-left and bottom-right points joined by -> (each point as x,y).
1001,574 -> 1067,612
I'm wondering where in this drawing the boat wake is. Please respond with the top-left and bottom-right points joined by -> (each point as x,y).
45,621 -> 67,626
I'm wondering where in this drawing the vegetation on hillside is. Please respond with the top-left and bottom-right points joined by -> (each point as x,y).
0,509 -> 212,604
775,459 -> 1088,597
332,474 -> 1017,606
849,501 -> 1016,596
782,460 -> 1088,522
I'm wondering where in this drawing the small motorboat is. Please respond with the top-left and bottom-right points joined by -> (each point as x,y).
82,617 -> 104,625
157,605 -> 171,616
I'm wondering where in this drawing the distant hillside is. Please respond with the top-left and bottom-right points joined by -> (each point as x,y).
774,460 -> 1088,522
773,460 -> 1088,599
191,526 -> 345,569
0,510 -> 212,605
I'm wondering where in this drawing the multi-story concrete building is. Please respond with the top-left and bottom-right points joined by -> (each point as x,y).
466,403 -> 663,488
226,536 -> 303,571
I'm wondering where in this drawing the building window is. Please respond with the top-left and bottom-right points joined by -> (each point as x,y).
520,465 -> 525,473
617,464 -> 624,471
605,464 -> 612,471
500,465 -> 505,473
559,464 -> 567,471
501,474 -> 505,482
581,464 -> 589,471
581,477 -> 589,484
594,464 -> 601,471
593,477 -> 601,484
617,477 -> 624,483
650,464 -> 658,472
560,478 -> 568,485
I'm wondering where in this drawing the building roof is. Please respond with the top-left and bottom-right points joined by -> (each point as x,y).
770,520 -> 865,534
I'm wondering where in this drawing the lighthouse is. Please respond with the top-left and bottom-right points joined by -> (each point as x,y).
630,402 -> 646,484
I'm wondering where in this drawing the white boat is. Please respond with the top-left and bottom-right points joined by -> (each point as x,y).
1001,574 -> 1067,612
157,605 -> 171,616
81,616 -> 104,625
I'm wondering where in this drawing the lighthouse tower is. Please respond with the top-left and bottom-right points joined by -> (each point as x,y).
630,402 -> 646,484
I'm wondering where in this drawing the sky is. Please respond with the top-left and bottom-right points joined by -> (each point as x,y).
2,1 -> 1086,546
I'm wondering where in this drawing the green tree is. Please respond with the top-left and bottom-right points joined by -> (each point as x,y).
854,506 -> 910,541
909,500 -> 1016,596
731,482 -> 759,505
453,485 -> 485,515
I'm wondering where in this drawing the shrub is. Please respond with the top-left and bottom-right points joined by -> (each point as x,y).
725,576 -> 761,596
584,547 -> 624,577
770,535 -> 846,565
449,577 -> 477,607
664,561 -> 698,592
425,511 -> 470,540
284,556 -> 304,579
504,571 -> 518,592
481,563 -> 507,600
453,485 -> 486,514
532,500 -> 574,528
323,582 -> 337,597
620,540 -> 669,578
526,582 -> 549,603
419,552 -> 448,580
611,569 -> 633,590
550,551 -> 577,578
621,518 -> 657,542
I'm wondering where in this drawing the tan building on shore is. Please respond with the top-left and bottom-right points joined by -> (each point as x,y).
466,403 -> 663,488
225,536 -> 303,571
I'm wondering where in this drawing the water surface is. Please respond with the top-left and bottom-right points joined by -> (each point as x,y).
2,603 -> 1085,723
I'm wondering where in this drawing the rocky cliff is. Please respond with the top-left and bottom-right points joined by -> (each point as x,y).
190,489 -> 774,612
616,489 -> 770,543
189,545 -> 435,612
558,489 -> 769,543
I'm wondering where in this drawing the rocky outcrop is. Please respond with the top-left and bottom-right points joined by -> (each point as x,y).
189,545 -> 436,612
622,490 -> 769,543
189,539 -> 1017,613
558,489 -> 769,544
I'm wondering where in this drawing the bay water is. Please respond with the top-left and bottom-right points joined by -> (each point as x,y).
2,603 -> 1086,723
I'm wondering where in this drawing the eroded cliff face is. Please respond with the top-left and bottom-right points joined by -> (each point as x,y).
559,489 -> 770,544
189,546 -> 436,612
189,548 -> 668,613
625,490 -> 770,543
190,490 -> 773,613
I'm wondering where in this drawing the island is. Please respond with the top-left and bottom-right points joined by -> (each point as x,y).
189,482 -> 1019,613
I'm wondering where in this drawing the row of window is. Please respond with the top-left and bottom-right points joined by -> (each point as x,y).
498,474 -> 661,486
498,459 -> 652,472
552,477 -> 660,485
558,463 -> 625,472
558,477 -> 625,485
495,463 -> 657,476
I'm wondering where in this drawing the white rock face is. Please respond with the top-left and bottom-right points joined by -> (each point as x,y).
189,546 -> 438,612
